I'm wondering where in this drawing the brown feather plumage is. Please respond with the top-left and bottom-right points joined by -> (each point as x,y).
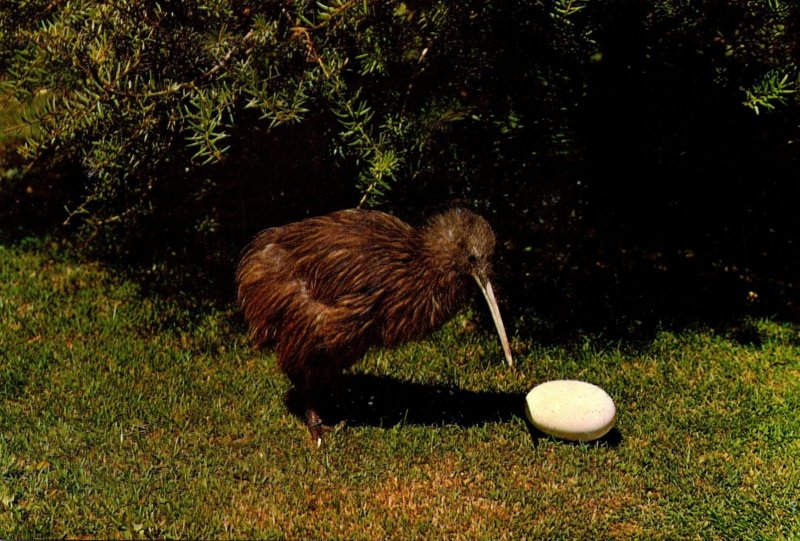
236,208 -> 508,441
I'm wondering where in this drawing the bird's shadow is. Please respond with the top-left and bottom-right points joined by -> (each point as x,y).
284,373 -> 623,448
285,373 -> 524,428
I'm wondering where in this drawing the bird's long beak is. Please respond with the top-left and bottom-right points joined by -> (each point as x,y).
472,274 -> 514,368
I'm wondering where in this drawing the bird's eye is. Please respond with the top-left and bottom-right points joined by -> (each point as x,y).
468,254 -> 477,264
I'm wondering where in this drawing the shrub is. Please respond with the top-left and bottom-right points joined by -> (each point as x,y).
2,0 -> 798,326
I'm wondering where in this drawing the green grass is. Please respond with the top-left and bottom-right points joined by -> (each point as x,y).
1,239 -> 798,539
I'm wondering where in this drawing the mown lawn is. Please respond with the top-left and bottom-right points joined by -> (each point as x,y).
1,240 -> 798,539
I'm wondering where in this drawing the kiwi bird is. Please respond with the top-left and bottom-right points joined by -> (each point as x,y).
236,208 -> 513,444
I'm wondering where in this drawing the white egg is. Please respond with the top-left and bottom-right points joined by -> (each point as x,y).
524,380 -> 616,441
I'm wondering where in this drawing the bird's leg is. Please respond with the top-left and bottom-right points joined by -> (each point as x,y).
291,370 -> 330,447
302,386 -> 327,447
285,367 -> 327,445
287,362 -> 342,446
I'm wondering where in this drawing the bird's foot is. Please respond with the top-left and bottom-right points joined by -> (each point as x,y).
308,421 -> 330,448
305,408 -> 328,447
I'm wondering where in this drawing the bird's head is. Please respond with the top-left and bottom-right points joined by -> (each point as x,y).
424,208 -> 496,278
423,209 -> 514,367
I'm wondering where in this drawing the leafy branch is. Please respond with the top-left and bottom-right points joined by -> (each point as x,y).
743,70 -> 797,115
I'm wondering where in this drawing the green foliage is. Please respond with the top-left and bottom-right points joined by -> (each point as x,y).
2,0 -> 455,223
743,69 -> 798,115
0,0 -> 798,239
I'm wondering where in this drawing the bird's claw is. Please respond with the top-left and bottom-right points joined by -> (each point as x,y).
305,405 -> 329,447
308,420 -> 329,447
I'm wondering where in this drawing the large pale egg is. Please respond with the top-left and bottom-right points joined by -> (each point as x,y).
524,380 -> 616,441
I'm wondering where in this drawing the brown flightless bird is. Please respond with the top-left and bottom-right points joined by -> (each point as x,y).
236,208 -> 514,445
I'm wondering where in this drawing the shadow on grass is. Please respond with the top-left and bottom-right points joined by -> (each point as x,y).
522,421 -> 623,448
285,373 -> 525,429
285,372 -> 623,448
